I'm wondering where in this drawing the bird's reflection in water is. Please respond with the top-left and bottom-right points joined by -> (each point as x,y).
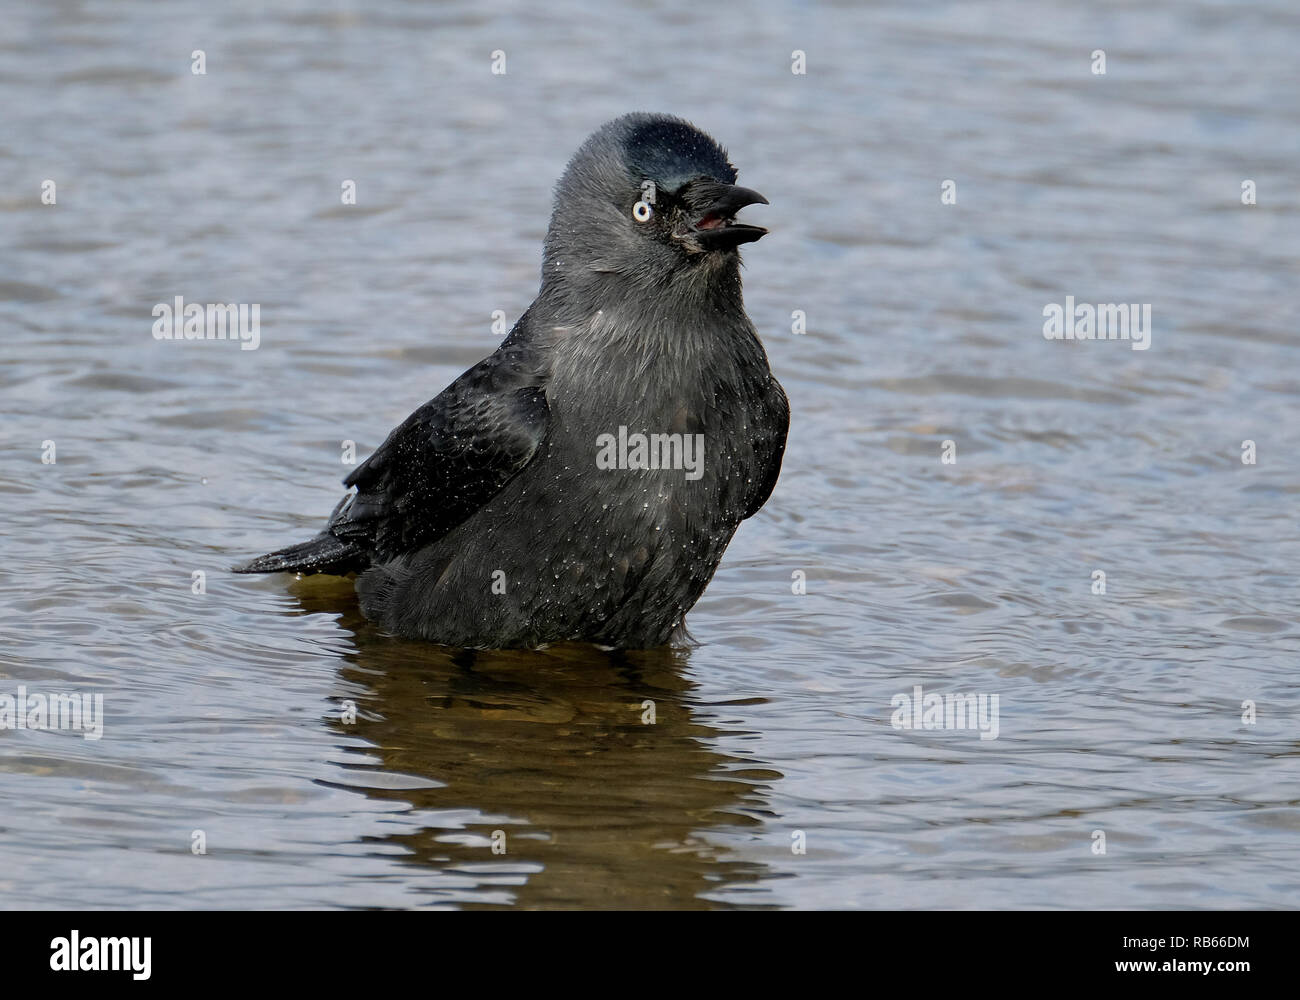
292,579 -> 782,909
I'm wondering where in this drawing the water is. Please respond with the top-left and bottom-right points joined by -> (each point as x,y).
2,0 -> 1298,908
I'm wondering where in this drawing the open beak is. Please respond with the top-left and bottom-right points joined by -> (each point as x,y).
679,182 -> 769,252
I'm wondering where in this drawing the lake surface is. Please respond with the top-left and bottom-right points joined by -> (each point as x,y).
2,0 -> 1298,908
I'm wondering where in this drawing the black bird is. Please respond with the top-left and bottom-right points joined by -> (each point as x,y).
237,113 -> 789,649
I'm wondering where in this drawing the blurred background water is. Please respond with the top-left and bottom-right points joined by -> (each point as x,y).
1,0 -> 1298,908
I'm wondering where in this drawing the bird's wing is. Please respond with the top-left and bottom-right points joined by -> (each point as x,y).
741,375 -> 790,520
329,342 -> 550,562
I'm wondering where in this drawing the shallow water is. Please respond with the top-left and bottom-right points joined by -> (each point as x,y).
2,0 -> 1298,908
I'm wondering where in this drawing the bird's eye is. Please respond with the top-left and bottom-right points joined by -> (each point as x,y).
632,200 -> 653,223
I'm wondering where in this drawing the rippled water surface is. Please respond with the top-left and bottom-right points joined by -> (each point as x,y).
2,0 -> 1298,908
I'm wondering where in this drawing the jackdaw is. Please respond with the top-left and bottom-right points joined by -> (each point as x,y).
236,112 -> 789,649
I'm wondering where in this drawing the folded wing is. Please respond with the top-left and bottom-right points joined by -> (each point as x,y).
236,340 -> 549,575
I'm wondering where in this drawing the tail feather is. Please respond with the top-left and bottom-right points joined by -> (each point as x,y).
234,533 -> 365,575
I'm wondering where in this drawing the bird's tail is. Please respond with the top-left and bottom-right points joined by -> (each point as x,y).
234,533 -> 365,576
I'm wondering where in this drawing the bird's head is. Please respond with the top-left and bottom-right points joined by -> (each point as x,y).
542,113 -> 768,298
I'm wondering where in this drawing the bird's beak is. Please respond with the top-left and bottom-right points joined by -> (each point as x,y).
680,183 -> 769,252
